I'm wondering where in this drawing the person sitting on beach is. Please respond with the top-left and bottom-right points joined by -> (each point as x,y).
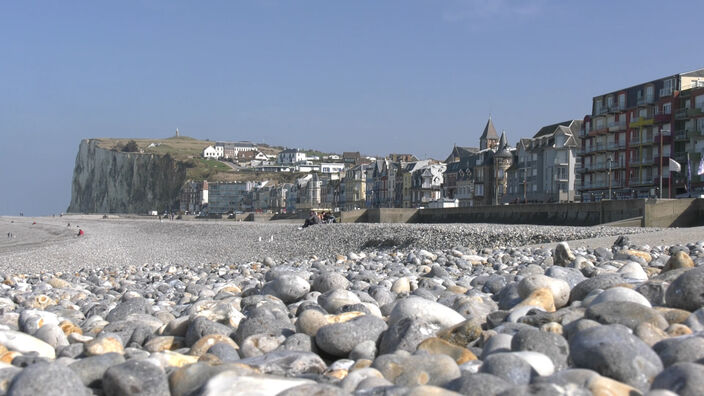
322,212 -> 335,224
302,211 -> 321,228
77,229 -> 84,237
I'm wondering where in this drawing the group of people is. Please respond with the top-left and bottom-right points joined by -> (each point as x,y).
302,210 -> 336,228
6,232 -> 14,239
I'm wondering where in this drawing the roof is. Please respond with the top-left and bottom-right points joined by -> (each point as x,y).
533,121 -> 574,138
480,117 -> 499,141
280,148 -> 300,154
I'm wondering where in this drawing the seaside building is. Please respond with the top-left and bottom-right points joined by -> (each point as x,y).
443,118 -> 513,206
578,68 -> 704,200
504,120 -> 582,203
278,148 -> 307,165
215,141 -> 257,159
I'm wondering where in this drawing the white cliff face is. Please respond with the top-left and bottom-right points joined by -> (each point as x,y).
68,139 -> 187,214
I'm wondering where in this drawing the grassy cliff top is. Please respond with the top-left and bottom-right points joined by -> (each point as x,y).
92,136 -> 317,184
95,136 -> 283,159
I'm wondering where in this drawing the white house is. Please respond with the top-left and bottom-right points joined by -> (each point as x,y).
278,148 -> 307,164
320,163 -> 345,174
202,145 -> 220,159
216,141 -> 258,159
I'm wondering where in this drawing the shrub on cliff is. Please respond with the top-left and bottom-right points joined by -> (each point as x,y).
122,140 -> 139,152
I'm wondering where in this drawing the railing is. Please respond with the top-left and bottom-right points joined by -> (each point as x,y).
687,126 -> 703,138
675,130 -> 689,140
654,113 -> 672,123
608,121 -> 627,131
629,157 -> 641,165
629,137 -> 641,146
659,87 -> 673,97
608,104 -> 624,113
675,107 -> 704,119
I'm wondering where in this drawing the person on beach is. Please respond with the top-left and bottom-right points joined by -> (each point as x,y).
77,229 -> 84,237
322,212 -> 335,224
302,211 -> 321,228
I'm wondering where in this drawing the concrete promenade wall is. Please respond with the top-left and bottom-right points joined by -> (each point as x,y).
333,198 -> 704,227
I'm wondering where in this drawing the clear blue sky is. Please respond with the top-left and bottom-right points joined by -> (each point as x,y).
1,0 -> 702,215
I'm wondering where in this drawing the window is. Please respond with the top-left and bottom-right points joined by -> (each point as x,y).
695,95 -> 704,110
663,103 -> 671,114
619,94 -> 626,109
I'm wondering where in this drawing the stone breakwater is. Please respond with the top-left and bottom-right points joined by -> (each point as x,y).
1,220 -> 704,394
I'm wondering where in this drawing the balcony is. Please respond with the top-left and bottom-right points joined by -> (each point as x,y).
593,162 -> 606,170
653,131 -> 672,144
608,104 -> 624,114
674,129 -> 689,141
641,157 -> 654,165
675,107 -> 704,119
687,126 -> 704,138
595,143 -> 607,152
595,107 -> 608,116
608,121 -> 627,132
659,87 -> 673,97
629,137 -> 641,146
654,113 -> 672,123
630,117 -> 654,128
607,143 -> 619,151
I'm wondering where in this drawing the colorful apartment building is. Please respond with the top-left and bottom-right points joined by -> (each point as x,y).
578,68 -> 704,201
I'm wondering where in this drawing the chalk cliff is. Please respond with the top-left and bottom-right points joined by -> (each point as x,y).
67,139 -> 187,213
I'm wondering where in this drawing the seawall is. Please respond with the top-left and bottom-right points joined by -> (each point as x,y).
336,198 -> 704,227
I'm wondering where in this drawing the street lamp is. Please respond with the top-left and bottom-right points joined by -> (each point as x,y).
607,156 -> 613,200
659,127 -> 669,199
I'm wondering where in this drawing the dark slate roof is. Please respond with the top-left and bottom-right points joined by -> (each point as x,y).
498,131 -> 508,149
280,148 -> 300,154
533,121 -> 573,138
480,117 -> 499,140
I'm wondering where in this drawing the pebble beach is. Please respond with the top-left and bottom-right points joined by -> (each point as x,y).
1,215 -> 704,395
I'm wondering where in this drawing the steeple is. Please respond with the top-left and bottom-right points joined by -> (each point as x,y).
480,116 -> 499,150
498,130 -> 508,150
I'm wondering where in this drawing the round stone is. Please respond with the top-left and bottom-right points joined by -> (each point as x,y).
666,267 -> 704,311
588,286 -> 652,308
568,324 -> 663,391
517,275 -> 570,309
479,353 -> 535,385
312,272 -> 349,293
318,289 -> 361,313
388,297 -> 465,328
0,330 -> 55,359
651,362 -> 704,396
445,372 -> 512,395
511,328 -> 569,371
68,352 -> 125,388
261,274 -> 311,304
662,251 -> 695,272
416,337 -> 477,365
7,361 -> 90,396
569,275 -> 624,303
585,301 -> 668,330
315,315 -> 387,357
652,336 -> 704,367
105,297 -> 152,322
103,359 -> 170,396
553,242 -> 575,266
33,323 -> 69,349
